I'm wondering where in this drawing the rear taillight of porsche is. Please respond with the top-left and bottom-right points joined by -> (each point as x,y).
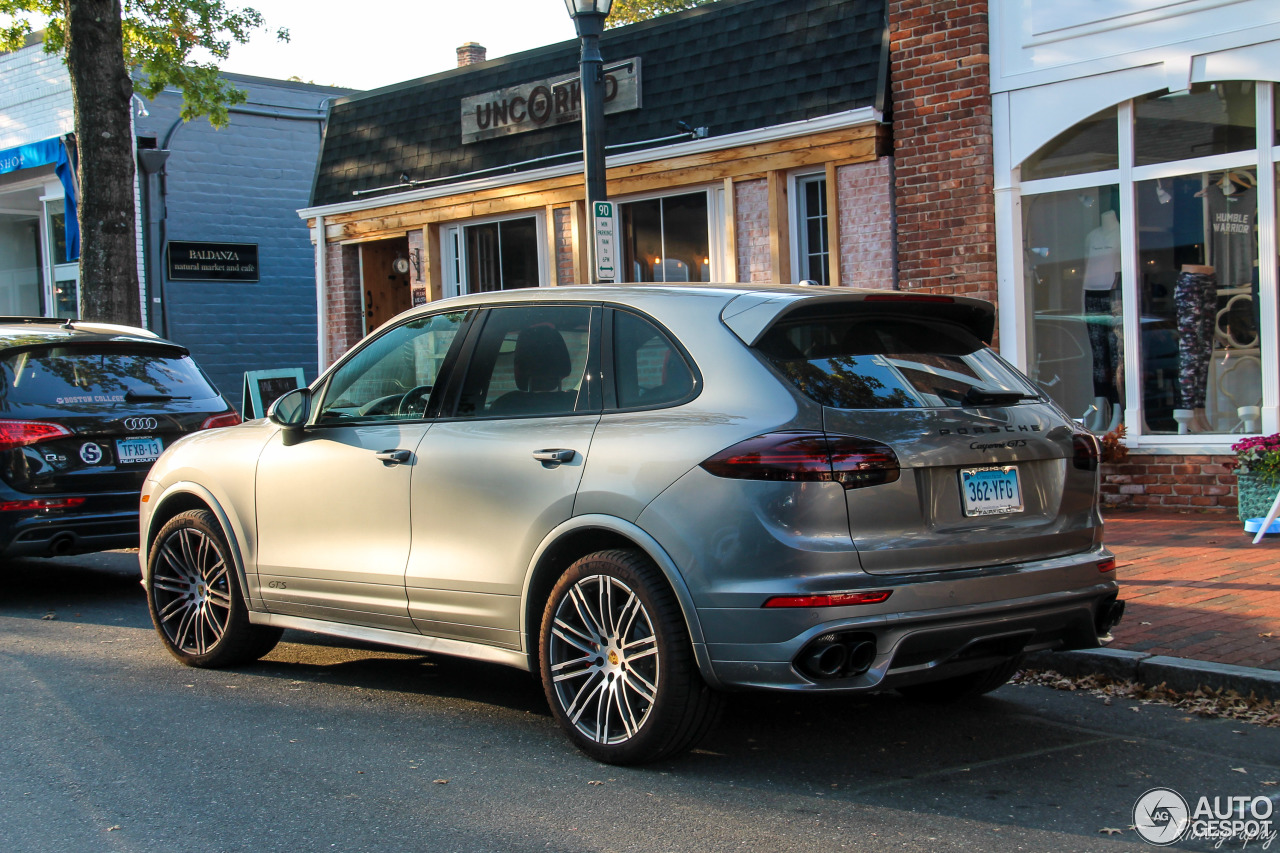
700,432 -> 899,490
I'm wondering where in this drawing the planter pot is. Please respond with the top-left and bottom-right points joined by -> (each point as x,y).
1236,471 -> 1280,523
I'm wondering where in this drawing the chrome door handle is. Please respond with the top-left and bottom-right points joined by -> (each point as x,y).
533,448 -> 576,464
375,449 -> 412,465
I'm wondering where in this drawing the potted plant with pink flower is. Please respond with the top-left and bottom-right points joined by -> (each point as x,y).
1227,433 -> 1280,523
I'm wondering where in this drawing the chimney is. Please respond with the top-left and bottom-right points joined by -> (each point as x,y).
456,42 -> 487,68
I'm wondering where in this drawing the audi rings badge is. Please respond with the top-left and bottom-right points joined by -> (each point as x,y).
123,417 -> 159,432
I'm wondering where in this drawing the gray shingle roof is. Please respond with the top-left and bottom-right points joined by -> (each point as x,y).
311,0 -> 884,207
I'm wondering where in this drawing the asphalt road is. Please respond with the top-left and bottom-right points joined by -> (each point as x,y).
2,551 -> 1278,853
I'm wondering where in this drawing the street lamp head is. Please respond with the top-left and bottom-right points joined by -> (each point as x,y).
563,0 -> 613,20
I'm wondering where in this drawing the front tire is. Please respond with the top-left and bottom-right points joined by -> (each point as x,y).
146,509 -> 282,668
539,549 -> 721,765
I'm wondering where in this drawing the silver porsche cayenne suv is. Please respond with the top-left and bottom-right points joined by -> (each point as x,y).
139,284 -> 1122,765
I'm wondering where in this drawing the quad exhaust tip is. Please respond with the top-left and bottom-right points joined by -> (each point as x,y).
797,633 -> 877,680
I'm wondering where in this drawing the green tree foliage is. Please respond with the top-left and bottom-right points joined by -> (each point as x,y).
0,1 -> 287,128
607,0 -> 717,27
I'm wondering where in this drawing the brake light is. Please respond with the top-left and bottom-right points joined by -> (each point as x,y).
0,497 -> 86,512
0,420 -> 73,451
764,590 -> 893,608
862,293 -> 955,303
1072,432 -> 1100,472
1097,557 -> 1116,573
700,432 -> 900,490
201,411 -> 242,430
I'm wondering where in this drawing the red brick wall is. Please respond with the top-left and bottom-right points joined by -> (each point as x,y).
734,179 -> 771,282
888,0 -> 995,303
554,206 -> 575,285
1101,454 -> 1237,511
324,242 -> 363,369
837,156 -> 896,289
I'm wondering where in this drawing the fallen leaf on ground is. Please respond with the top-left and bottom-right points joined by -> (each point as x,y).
1098,828 -> 1124,835
433,779 -> 448,784
588,780 -> 604,785
1232,768 -> 1248,774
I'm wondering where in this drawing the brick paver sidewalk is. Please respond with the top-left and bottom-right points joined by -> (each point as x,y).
1104,510 -> 1280,671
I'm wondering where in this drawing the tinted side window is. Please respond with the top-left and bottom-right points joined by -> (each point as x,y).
455,305 -> 594,419
613,311 -> 693,408
0,345 -> 220,413
318,311 -> 467,423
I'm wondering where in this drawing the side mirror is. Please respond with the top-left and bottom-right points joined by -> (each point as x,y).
268,387 -> 311,431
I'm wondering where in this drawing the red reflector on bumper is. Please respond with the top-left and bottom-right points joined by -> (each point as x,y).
764,590 -> 892,608
0,497 -> 87,512
1098,558 -> 1116,573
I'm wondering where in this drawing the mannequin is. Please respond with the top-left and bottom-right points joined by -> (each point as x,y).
1174,263 -> 1216,433
1082,210 -> 1122,406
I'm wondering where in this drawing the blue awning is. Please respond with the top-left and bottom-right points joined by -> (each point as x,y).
0,137 -> 79,260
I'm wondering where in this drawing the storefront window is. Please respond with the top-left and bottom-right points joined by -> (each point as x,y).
620,192 -> 710,282
1022,186 -> 1125,430
1134,82 -> 1256,167
1021,106 -> 1119,182
1135,169 -> 1260,434
45,199 -> 77,319
464,216 -> 539,292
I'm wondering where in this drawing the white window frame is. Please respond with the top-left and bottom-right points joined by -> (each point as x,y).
1011,81 -> 1280,448
612,186 -> 723,283
788,171 -> 830,285
441,211 -> 549,298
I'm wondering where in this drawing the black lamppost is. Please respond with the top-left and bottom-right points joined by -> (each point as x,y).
564,0 -> 614,282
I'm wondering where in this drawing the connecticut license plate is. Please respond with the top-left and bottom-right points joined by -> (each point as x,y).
116,436 -> 163,464
959,465 -> 1023,516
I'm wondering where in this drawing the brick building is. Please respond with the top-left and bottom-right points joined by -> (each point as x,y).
303,0 -> 1280,511
0,35 -> 349,399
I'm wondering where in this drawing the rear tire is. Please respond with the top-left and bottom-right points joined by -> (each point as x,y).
146,509 -> 282,668
539,548 -> 721,765
897,655 -> 1024,703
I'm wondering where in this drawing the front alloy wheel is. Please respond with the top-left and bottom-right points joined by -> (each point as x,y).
540,549 -> 721,765
146,509 -> 281,668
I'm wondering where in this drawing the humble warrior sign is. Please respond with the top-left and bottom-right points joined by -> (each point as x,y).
460,59 -> 641,144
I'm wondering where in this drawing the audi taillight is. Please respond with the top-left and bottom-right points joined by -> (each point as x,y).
700,432 -> 900,490
201,411 -> 242,431
0,497 -> 86,512
0,420 -> 73,451
1072,431 -> 1100,472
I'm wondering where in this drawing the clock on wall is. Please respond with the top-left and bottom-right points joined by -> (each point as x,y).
392,256 -> 410,275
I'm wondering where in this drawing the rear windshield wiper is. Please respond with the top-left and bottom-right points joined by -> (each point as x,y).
125,390 -> 191,402
962,386 -> 1038,406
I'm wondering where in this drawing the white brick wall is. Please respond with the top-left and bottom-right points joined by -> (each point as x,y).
0,42 -> 73,150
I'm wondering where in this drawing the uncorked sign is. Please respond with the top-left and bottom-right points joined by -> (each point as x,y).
460,58 -> 641,144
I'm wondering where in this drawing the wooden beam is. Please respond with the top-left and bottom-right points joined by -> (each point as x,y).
825,162 -> 840,288
569,201 -> 587,284
723,177 -> 737,283
425,225 -> 443,302
768,170 -> 790,284
545,204 -> 559,286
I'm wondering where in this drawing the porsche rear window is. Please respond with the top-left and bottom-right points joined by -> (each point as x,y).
754,312 -> 1039,410
0,345 -> 220,411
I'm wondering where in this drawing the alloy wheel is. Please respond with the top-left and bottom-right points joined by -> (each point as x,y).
151,527 -> 233,656
548,574 -> 660,745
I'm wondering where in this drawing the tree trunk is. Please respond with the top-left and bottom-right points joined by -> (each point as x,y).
64,0 -> 140,325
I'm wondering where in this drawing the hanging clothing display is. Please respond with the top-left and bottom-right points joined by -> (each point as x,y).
1082,210 -> 1122,402
1203,175 -> 1257,289
1174,265 -> 1217,409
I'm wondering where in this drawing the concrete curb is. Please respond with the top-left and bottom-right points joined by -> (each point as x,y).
1024,648 -> 1280,703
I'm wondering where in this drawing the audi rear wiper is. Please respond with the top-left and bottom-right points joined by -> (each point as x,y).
125,390 -> 191,402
